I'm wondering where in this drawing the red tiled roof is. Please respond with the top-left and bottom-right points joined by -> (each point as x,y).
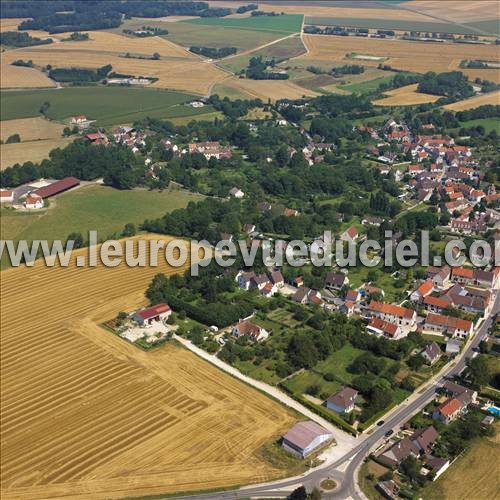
416,280 -> 433,297
136,303 -> 170,320
33,177 -> 80,199
370,301 -> 415,319
426,313 -> 472,331
451,267 -> 474,279
424,295 -> 450,309
0,190 -> 13,197
368,317 -> 399,337
438,398 -> 461,417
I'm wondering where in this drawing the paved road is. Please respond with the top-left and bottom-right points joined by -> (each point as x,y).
170,292 -> 499,500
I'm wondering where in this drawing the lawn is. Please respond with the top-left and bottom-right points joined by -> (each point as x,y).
314,344 -> 367,384
0,87 -> 204,126
338,75 -> 395,94
283,370 -> 341,398
183,14 -> 304,35
420,431 -> 500,500
0,184 -> 203,248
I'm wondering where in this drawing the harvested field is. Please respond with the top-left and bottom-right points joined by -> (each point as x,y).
373,83 -> 441,106
0,18 -> 29,31
0,61 -> 55,89
0,137 -> 74,170
0,235 -> 297,500
406,0 -> 498,23
1,31 -> 227,94
0,117 -> 64,142
211,81 -> 253,99
300,34 -> 500,83
223,76 -> 319,101
443,90 -> 500,111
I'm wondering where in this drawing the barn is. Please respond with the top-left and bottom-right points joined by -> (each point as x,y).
33,177 -> 80,199
282,421 -> 332,458
133,304 -> 171,326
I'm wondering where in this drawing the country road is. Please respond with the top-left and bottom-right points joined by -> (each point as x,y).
169,290 -> 499,500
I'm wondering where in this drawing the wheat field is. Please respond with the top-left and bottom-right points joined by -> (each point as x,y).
0,117 -> 65,142
443,89 -> 500,110
373,83 -> 441,106
0,235 -> 296,500
1,31 -> 228,94
300,35 -> 500,83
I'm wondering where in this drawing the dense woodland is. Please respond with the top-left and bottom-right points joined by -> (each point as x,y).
48,64 -> 112,83
0,31 -> 52,47
189,46 -> 237,59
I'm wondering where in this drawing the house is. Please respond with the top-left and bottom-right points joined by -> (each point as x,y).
85,132 -> 109,145
432,397 -> 464,424
0,190 -> 14,203
376,480 -> 400,500
367,317 -> 403,340
133,303 -> 171,326
369,301 -> 417,330
450,266 -> 474,285
24,194 -> 43,209
293,287 -> 322,305
282,421 -> 333,458
345,289 -> 361,303
442,381 -> 477,405
270,270 -> 284,288
422,342 -> 441,365
410,279 -> 434,302
294,276 -> 304,287
236,271 -> 256,290
423,313 -> 473,339
232,320 -> 268,342
326,387 -> 358,414
423,295 -> 450,314
260,282 -> 277,298
445,338 -> 461,355
325,272 -> 348,291
340,226 -> 359,242
362,216 -> 384,226
341,300 -> 356,317
363,284 -> 385,299
257,201 -> 272,212
70,115 -> 87,124
188,141 -> 232,159
229,187 -> 244,198
243,223 -> 256,234
473,268 -> 498,289
425,456 -> 450,480
379,426 -> 438,468
283,208 -> 299,217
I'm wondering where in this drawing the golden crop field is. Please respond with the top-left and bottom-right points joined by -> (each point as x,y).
300,35 -> 500,83
209,1 -> 435,22
0,18 -> 29,31
407,0 -> 498,22
1,31 -> 228,94
443,89 -> 500,111
0,138 -> 74,170
0,236 -> 296,500
0,117 -> 64,142
223,75 -> 319,101
373,83 -> 441,106
0,61 -> 55,89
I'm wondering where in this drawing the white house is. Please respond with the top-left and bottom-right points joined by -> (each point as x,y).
232,320 -> 268,342
0,190 -> 14,204
326,387 -> 358,414
229,187 -> 244,198
133,303 -> 171,326
24,194 -> 43,209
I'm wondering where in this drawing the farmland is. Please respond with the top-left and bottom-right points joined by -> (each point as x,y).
182,14 -> 304,35
0,87 -> 207,126
0,62 -> 55,89
219,35 -> 306,73
221,76 -> 319,101
373,83 -> 441,106
300,35 -> 500,83
0,31 -> 228,94
443,90 -> 500,111
0,116 -> 64,142
0,185 -> 203,246
0,137 -> 74,170
0,235 -> 297,499
420,430 -> 500,500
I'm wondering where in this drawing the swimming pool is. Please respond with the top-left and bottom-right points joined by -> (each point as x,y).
486,405 -> 500,416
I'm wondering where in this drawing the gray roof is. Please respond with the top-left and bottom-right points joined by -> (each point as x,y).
283,421 -> 331,450
424,342 -> 441,361
328,387 -> 358,409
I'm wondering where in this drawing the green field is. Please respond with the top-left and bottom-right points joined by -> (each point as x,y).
467,20 -> 500,37
0,185 -> 203,253
304,17 -> 483,35
183,14 -> 304,35
220,35 -> 306,73
338,75 -> 396,94
459,118 -> 500,134
0,87 -> 209,126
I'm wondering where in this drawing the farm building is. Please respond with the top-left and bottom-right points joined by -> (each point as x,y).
133,303 -> 171,326
24,194 -> 43,209
282,421 -> 332,459
0,190 -> 14,203
33,177 -> 80,199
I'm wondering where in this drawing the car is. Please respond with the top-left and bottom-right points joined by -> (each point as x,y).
384,429 -> 394,437
377,420 -> 385,426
